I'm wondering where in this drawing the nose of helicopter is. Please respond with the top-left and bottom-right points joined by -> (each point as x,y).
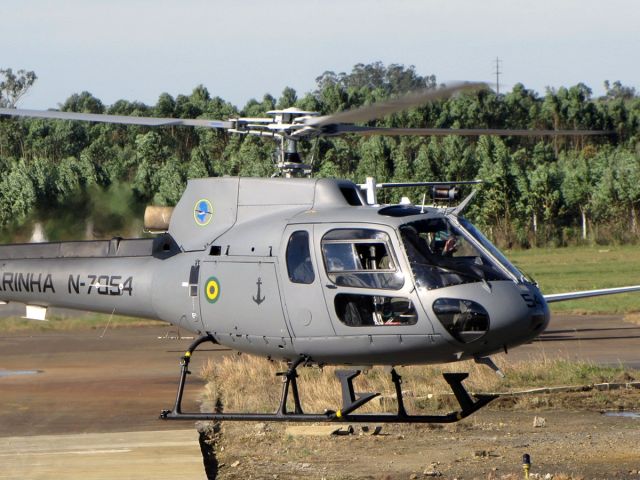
425,281 -> 550,358
487,282 -> 550,349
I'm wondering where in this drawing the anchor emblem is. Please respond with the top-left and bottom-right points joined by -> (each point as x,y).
252,277 -> 265,305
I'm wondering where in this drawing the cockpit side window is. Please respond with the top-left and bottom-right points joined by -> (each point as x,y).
321,229 -> 404,290
286,231 -> 315,284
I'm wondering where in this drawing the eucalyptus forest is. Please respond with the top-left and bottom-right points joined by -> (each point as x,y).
0,63 -> 639,247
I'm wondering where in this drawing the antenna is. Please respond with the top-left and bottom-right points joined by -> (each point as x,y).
494,57 -> 502,95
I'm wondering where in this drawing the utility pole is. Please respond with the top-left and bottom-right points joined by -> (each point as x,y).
494,57 -> 501,95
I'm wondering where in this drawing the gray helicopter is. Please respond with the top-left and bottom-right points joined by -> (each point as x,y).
0,83 -> 637,424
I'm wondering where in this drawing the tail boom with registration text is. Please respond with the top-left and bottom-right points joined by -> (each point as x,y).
0,235 -> 205,331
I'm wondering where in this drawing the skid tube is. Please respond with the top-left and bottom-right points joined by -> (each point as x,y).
160,334 -> 497,424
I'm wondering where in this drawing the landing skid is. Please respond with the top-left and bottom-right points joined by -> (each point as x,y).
160,334 -> 497,423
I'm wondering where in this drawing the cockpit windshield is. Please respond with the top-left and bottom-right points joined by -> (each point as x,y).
399,217 -> 512,290
456,217 -> 528,282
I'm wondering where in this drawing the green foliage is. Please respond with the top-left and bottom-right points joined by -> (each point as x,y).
61,91 -> 104,114
0,62 -> 639,247
473,137 -> 521,244
0,159 -> 36,225
153,158 -> 185,205
277,86 -> 298,109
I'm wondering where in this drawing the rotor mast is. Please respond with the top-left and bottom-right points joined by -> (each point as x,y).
266,108 -> 317,177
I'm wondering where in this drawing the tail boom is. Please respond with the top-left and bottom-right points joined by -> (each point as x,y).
0,235 -> 186,322
0,256 -> 157,319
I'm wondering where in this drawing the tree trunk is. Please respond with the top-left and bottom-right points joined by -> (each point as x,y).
30,222 -> 47,243
581,207 -> 587,240
85,219 -> 95,240
532,212 -> 538,234
631,204 -> 637,234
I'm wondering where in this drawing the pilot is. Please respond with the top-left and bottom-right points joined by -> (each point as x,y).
402,226 -> 432,257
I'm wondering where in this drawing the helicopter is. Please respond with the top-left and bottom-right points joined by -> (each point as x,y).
0,82 -> 638,424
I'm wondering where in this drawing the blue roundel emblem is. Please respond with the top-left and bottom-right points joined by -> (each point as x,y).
194,199 -> 213,226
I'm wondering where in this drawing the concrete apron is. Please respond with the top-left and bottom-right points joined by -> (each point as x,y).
0,429 -> 205,480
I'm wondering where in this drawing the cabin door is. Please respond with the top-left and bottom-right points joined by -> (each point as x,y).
279,225 -> 335,337
315,224 -> 430,337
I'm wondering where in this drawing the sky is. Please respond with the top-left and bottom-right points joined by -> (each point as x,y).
2,0 -> 639,110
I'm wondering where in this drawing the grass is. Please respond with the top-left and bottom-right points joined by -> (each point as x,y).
507,244 -> 640,314
0,311 -> 163,333
200,353 -> 639,415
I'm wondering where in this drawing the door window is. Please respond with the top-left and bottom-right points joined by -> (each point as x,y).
286,231 -> 315,284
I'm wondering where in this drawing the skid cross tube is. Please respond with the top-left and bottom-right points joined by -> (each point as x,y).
161,346 -> 497,423
333,370 -> 379,418
275,355 -> 308,416
160,333 -> 217,419
391,368 -> 408,418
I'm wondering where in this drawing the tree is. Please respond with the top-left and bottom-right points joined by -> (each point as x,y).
0,68 -> 37,159
441,136 -> 475,180
61,91 -> 104,113
561,151 -> 594,240
412,140 -> 441,183
473,136 -> 520,245
0,68 -> 37,108
355,137 -> 391,186
504,83 -> 540,129
1,62 -> 639,245
0,160 -> 36,225
153,158 -> 185,206
277,87 -> 298,109
611,150 -> 640,233
603,80 -> 637,101
526,161 -> 563,240
242,94 -> 276,117
230,136 -> 273,177
155,93 -> 176,117
132,132 -> 171,199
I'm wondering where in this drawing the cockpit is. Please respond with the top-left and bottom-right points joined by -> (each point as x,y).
400,216 -> 525,290
310,213 -> 542,343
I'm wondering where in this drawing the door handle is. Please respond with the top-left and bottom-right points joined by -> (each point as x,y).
325,284 -> 337,289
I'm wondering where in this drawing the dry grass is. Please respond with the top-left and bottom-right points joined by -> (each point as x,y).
624,312 -> 640,325
200,353 -> 638,415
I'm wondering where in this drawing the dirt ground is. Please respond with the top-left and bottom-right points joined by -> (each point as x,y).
0,314 -> 639,479
211,408 -> 640,480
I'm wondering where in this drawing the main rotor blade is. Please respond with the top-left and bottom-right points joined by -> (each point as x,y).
0,108 -> 233,129
307,82 -> 486,128
544,285 -> 640,303
326,125 -> 612,137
